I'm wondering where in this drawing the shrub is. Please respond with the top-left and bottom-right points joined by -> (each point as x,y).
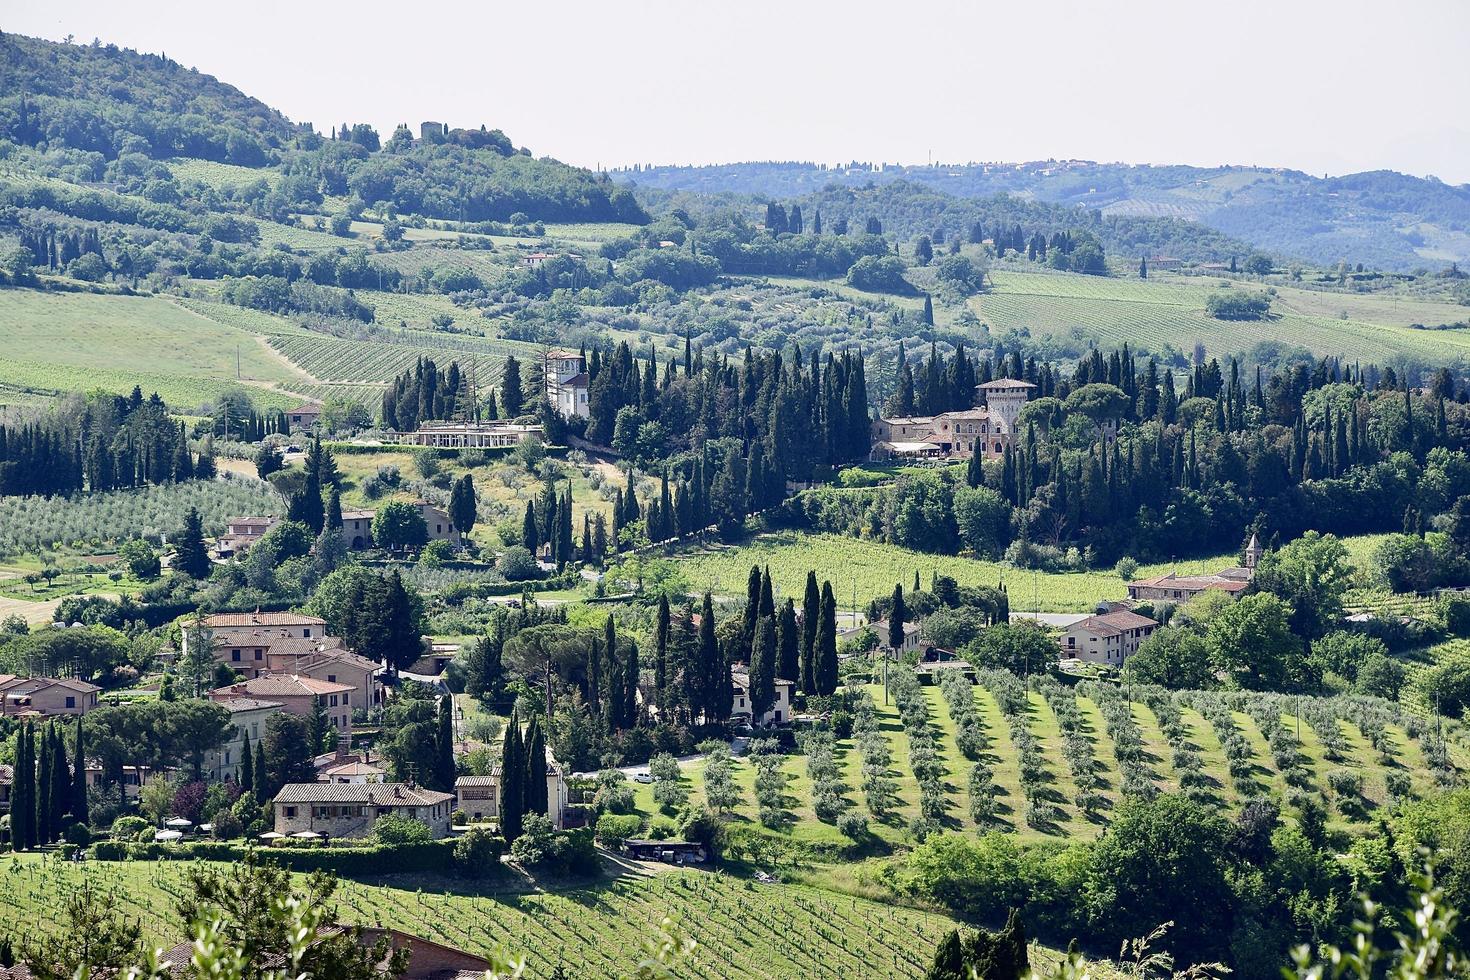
453,827 -> 505,877
595,813 -> 643,847
836,810 -> 869,840
372,814 -> 433,845
63,822 -> 92,846
110,815 -> 149,839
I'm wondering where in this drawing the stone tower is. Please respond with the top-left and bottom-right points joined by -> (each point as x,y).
977,378 -> 1036,437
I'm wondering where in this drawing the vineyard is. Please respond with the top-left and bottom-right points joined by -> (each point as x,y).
974,268 -> 1470,363
632,678 -> 1465,847
0,858 -> 983,980
267,335 -> 513,387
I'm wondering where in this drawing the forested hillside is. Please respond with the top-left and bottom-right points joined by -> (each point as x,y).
0,31 -> 296,163
623,160 -> 1470,270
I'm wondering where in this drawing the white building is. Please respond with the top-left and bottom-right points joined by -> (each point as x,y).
204,697 -> 284,783
730,669 -> 795,726
544,349 -> 590,419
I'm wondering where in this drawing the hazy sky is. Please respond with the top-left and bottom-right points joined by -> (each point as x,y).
8,0 -> 1470,182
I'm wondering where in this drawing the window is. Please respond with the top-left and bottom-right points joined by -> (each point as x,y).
327,674 -> 336,683
330,695 -> 338,707
343,693 -> 350,705
65,696 -> 76,708
232,650 -> 241,662
303,629 -> 312,638
254,649 -> 262,660
284,806 -> 297,818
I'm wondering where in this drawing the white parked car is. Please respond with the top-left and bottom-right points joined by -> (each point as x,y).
632,771 -> 654,784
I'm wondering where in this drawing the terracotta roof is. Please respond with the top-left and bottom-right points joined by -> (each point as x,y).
213,697 -> 285,713
878,416 -> 936,426
210,675 -> 353,699
158,925 -> 488,980
560,372 -> 590,387
455,775 -> 497,787
936,408 -> 992,420
230,516 -> 277,527
979,378 -> 1037,390
204,612 -> 327,628
274,782 -> 453,806
1,676 -> 101,694
287,403 -> 322,415
341,509 -> 376,520
1071,611 -> 1159,637
1127,572 -> 1251,593
320,761 -> 387,778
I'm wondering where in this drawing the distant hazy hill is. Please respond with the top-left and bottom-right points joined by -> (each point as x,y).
0,31 -> 297,163
623,160 -> 1470,271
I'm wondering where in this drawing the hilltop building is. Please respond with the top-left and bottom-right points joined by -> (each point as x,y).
869,378 -> 1035,462
544,349 -> 590,418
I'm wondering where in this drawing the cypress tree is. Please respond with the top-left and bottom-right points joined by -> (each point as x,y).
13,723 -> 32,849
741,564 -> 762,659
800,571 -> 820,694
698,592 -> 719,722
48,723 -> 67,837
71,713 -> 87,825
37,723 -> 51,844
815,582 -> 839,696
500,712 -> 524,841
776,598 -> 799,687
522,500 -> 538,555
435,696 -> 456,792
654,594 -> 670,715
239,731 -> 254,799
889,584 -> 907,652
523,715 -> 548,819
253,740 -> 268,805
623,635 -> 640,727
749,616 -> 777,721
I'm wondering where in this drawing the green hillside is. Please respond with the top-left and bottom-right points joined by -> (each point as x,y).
0,858 -> 987,980
973,267 -> 1470,365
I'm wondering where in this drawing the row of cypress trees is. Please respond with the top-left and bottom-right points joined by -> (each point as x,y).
497,710 -> 549,842
9,716 -> 87,850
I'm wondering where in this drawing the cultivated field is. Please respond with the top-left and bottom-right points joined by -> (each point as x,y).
973,268 -> 1470,364
0,858 -> 975,980
0,289 -> 312,410
631,682 -> 1464,848
669,531 -> 1246,612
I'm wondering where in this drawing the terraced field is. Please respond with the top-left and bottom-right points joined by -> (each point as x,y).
973,268 -> 1470,364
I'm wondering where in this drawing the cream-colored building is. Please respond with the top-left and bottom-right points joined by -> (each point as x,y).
0,675 -> 101,717
1060,611 -> 1159,666
209,674 -> 355,734
273,782 -> 454,839
394,421 -> 544,449
204,697 -> 285,783
338,501 -> 461,551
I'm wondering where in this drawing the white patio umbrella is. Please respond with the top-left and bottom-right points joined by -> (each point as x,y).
153,829 -> 184,842
258,831 -> 285,840
288,830 -> 322,839
164,818 -> 193,828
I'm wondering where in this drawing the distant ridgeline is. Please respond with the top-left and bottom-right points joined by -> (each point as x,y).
622,159 -> 1470,270
0,387 -> 219,497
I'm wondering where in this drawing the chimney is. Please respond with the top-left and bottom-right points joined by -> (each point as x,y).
335,737 -> 350,762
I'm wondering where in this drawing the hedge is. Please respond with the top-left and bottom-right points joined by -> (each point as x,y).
89,838 -> 459,875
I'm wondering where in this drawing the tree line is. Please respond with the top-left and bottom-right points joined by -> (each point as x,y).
0,387 -> 217,497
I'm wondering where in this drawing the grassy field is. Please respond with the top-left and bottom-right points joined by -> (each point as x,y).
0,289 -> 313,410
669,529 -> 1391,613
972,267 -> 1470,364
668,531 -> 1228,612
0,857 -> 978,980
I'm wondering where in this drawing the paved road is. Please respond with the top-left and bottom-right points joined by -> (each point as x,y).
573,736 -> 748,782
